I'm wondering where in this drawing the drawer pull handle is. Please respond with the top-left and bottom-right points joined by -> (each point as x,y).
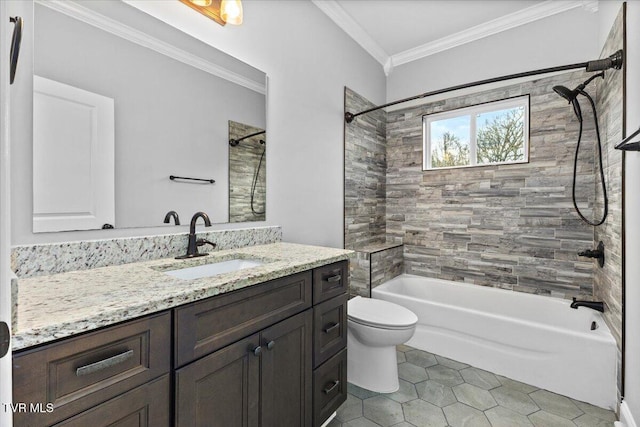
76,350 -> 134,377
252,346 -> 262,357
323,323 -> 340,334
266,340 -> 275,350
323,380 -> 340,394
325,274 -> 342,283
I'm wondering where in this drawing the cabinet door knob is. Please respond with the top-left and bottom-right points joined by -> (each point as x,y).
323,380 -> 340,394
252,345 -> 262,357
266,340 -> 275,350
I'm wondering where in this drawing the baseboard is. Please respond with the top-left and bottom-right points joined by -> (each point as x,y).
618,401 -> 638,427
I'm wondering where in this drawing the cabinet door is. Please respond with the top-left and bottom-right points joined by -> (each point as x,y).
260,310 -> 313,427
175,334 -> 260,427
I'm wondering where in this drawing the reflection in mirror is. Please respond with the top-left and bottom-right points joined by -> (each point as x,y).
32,0 -> 266,232
228,121 -> 266,222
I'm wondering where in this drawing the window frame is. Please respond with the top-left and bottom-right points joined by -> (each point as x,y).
423,95 -> 530,171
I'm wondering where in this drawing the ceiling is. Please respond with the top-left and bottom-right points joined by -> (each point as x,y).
312,0 -> 599,75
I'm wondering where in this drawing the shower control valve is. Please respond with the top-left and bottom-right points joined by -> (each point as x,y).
577,241 -> 605,268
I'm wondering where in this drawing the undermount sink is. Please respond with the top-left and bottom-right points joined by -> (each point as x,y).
164,258 -> 265,280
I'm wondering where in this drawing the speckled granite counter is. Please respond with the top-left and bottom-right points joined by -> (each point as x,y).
13,242 -> 352,350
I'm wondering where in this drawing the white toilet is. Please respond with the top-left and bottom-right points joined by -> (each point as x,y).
347,296 -> 418,393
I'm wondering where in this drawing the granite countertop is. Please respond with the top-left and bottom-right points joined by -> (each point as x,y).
13,242 -> 353,350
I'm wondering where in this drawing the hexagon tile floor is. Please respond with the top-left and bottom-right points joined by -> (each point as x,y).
328,344 -> 617,427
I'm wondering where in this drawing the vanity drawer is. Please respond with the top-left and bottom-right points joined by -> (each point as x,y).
175,270 -> 312,367
13,311 -> 171,427
313,293 -> 348,368
313,349 -> 347,427
313,261 -> 348,304
52,375 -> 171,427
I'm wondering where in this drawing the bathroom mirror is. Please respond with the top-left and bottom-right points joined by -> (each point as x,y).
228,121 -> 266,222
32,0 -> 267,232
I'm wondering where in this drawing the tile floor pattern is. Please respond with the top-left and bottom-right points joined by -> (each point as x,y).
328,345 -> 617,427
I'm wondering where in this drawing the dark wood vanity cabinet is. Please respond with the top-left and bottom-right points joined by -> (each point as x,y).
176,311 -> 313,427
13,260 -> 348,427
12,312 -> 172,427
311,261 -> 349,426
174,271 -> 314,426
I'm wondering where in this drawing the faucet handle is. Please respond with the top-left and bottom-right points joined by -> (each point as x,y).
196,239 -> 216,249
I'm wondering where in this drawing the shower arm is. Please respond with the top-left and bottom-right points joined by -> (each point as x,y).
344,50 -> 623,123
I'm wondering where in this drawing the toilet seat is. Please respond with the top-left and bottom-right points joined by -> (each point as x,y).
348,296 -> 418,330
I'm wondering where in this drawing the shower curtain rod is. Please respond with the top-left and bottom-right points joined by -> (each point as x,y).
344,50 -> 624,123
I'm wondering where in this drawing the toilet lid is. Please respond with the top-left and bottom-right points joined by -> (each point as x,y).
348,296 -> 418,329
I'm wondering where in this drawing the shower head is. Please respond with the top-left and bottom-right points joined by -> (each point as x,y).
553,85 -> 583,122
553,72 -> 604,123
553,85 -> 579,102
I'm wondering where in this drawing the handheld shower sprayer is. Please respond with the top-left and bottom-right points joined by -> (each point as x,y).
553,85 -> 583,122
553,72 -> 605,123
553,72 -> 608,226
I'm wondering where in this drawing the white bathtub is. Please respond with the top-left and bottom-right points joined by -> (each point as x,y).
372,274 -> 618,409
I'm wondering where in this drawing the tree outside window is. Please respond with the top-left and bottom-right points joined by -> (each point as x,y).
424,96 -> 529,170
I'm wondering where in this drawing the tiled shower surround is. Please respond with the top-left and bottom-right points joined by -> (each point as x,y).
593,6 -> 624,353
346,70 -> 601,299
345,89 -> 401,296
384,71 -> 603,299
229,120 -> 267,223
344,8 -> 625,397
344,89 -> 387,250
350,243 -> 403,297
344,9 -> 623,352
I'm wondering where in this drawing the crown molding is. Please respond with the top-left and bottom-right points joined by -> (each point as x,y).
391,0 -> 599,67
313,0 -> 598,75
35,0 -> 266,94
311,0 -> 390,73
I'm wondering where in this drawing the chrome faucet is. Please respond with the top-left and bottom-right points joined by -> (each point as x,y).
570,298 -> 604,312
176,211 -> 216,259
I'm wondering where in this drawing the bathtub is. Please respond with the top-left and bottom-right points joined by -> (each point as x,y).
372,274 -> 618,409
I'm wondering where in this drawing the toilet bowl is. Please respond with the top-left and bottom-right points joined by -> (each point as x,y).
347,296 -> 418,393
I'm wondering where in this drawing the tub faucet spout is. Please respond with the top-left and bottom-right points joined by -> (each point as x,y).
570,297 -> 604,312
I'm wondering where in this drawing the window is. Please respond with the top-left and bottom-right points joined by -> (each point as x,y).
423,96 -> 529,170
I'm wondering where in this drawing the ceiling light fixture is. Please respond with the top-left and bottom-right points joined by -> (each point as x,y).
221,0 -> 243,25
179,0 -> 243,26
